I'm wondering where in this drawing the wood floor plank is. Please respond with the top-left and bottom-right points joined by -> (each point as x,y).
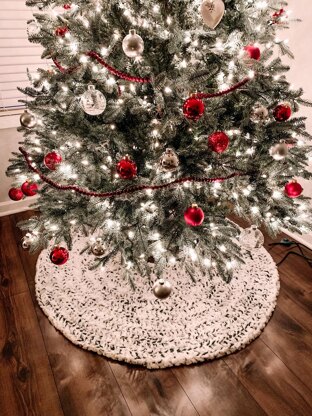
0,215 -> 29,296
0,292 -> 64,416
172,360 -> 267,416
260,305 -> 312,390
224,338 -> 312,416
109,362 -> 199,416
35,305 -> 132,416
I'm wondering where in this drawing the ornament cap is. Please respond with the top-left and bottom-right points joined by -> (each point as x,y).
129,29 -> 136,35
191,203 -> 199,208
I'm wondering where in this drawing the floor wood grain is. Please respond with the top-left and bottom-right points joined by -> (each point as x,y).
0,211 -> 312,416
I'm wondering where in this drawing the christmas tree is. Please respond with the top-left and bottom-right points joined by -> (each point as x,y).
7,0 -> 312,296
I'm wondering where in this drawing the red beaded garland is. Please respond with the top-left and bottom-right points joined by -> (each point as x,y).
184,205 -> 205,227
21,181 -> 38,197
244,45 -> 261,60
208,131 -> 230,153
50,246 -> 69,265
8,187 -> 24,201
183,97 -> 205,121
55,27 -> 69,37
116,156 -> 137,179
273,103 -> 292,122
284,181 -> 303,198
44,152 -> 62,171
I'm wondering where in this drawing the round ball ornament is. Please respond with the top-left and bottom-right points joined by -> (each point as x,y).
159,148 -> 179,172
239,225 -> 264,250
152,279 -> 172,300
55,26 -> 69,37
80,85 -> 107,116
273,102 -> 292,122
21,181 -> 38,197
183,96 -> 205,121
91,239 -> 106,257
244,45 -> 261,60
8,187 -> 24,201
63,4 -> 71,9
284,181 -> 303,198
269,143 -> 288,160
184,204 -> 205,227
116,156 -> 137,179
20,110 -> 37,129
200,0 -> 225,29
122,29 -> 144,58
208,131 -> 230,153
50,246 -> 69,266
250,103 -> 269,124
22,233 -> 33,250
44,152 -> 62,171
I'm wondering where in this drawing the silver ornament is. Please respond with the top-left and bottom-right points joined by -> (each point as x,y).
250,103 -> 269,124
159,148 -> 179,172
200,0 -> 225,29
269,142 -> 289,160
21,233 -> 33,250
20,110 -> 37,129
152,279 -> 172,299
80,85 -> 106,116
91,238 -> 106,257
122,29 -> 144,58
239,225 -> 264,250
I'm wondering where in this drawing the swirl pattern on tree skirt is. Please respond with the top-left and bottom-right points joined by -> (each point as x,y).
36,235 -> 279,369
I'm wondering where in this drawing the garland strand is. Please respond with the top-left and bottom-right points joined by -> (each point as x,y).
20,147 -> 248,199
194,77 -> 251,99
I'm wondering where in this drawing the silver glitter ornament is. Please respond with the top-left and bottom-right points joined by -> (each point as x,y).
159,148 -> 179,172
152,279 -> 172,299
269,142 -> 289,160
91,238 -> 106,257
80,85 -> 106,116
21,233 -> 33,250
239,225 -> 264,250
122,29 -> 144,58
200,0 -> 225,29
20,110 -> 37,128
250,103 -> 269,124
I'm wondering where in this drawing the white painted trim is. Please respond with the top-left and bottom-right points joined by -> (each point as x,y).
0,112 -> 21,129
0,198 -> 34,217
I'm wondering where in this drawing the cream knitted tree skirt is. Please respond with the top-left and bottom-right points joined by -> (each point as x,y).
36,236 -> 279,369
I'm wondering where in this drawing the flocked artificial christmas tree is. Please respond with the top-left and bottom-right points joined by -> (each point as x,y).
7,0 -> 312,297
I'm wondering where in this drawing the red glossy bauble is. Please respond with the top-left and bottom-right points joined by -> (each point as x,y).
8,187 -> 24,201
184,204 -> 205,227
44,152 -> 62,171
55,27 -> 69,37
116,156 -> 137,179
183,97 -> 205,121
273,103 -> 292,122
284,181 -> 303,198
244,45 -> 261,60
50,247 -> 69,266
63,4 -> 71,9
208,131 -> 230,153
21,181 -> 38,197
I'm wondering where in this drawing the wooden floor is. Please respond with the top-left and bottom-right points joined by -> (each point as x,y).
0,211 -> 312,416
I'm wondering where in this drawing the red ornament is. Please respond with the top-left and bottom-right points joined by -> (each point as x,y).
284,181 -> 303,198
8,187 -> 24,201
183,97 -> 205,121
55,27 -> 69,37
21,181 -> 38,197
44,152 -> 62,171
273,103 -> 292,122
244,45 -> 261,60
208,131 -> 230,153
272,9 -> 285,24
184,204 -> 205,227
50,247 -> 69,265
116,156 -> 137,179
63,4 -> 71,9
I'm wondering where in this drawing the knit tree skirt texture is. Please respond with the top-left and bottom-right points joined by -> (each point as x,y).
35,235 -> 280,369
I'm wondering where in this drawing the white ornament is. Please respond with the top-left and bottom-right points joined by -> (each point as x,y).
159,148 -> 179,172
200,0 -> 225,29
122,29 -> 144,58
250,103 -> 269,124
80,85 -> 106,116
239,226 -> 264,250
269,143 -> 289,161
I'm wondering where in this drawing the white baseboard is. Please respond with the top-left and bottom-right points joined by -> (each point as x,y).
0,199 -> 33,217
282,228 -> 312,250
